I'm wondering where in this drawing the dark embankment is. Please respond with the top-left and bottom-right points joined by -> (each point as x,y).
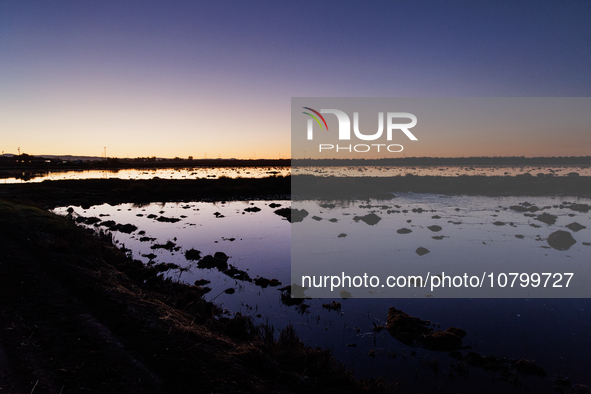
1,173 -> 590,211
0,199 -> 390,393
292,174 -> 591,198
0,177 -> 291,209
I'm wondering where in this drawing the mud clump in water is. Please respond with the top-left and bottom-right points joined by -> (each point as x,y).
185,248 -> 202,261
566,222 -> 586,232
535,213 -> 558,225
151,240 -> 180,252
353,213 -> 381,226
547,230 -> 576,250
274,208 -> 308,223
198,253 -> 229,271
156,216 -> 181,223
415,247 -> 430,256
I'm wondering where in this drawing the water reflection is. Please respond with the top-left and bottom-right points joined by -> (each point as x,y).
53,195 -> 591,388
294,165 -> 591,177
1,166 -> 291,183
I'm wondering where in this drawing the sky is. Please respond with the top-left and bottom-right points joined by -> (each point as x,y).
1,0 -> 590,159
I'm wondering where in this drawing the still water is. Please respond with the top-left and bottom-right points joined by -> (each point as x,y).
295,165 -> 591,177
4,164 -> 591,184
0,166 -> 290,183
53,195 -> 591,391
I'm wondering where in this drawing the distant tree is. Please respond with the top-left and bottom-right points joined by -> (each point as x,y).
188,156 -> 193,160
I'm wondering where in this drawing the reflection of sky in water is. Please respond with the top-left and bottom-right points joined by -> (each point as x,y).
5,164 -> 591,184
294,165 -> 591,177
293,194 -> 591,298
1,166 -> 290,183
53,196 -> 591,387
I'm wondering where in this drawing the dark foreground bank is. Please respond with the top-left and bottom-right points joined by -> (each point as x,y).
1,174 -> 590,211
0,199 -> 390,394
0,177 -> 291,209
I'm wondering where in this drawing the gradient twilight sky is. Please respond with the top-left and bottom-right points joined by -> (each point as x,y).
1,1 -> 590,159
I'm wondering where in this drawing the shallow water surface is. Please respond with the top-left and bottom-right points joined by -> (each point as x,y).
1,166 -> 290,183
53,195 -> 591,389
295,165 -> 591,177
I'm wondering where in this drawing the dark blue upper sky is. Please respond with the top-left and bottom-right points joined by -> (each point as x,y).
1,0 -> 590,157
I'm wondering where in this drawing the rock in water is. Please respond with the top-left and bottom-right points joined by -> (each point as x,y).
547,230 -> 576,251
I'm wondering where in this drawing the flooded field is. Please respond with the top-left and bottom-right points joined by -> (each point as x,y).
295,165 -> 591,177
4,164 -> 591,184
53,193 -> 591,390
0,166 -> 291,183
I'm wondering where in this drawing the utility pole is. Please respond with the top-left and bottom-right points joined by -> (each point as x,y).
17,147 -> 20,156
104,147 -> 107,160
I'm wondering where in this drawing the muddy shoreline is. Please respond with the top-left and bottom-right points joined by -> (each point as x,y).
0,177 -> 291,209
0,199 -> 390,393
2,177 -> 590,392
